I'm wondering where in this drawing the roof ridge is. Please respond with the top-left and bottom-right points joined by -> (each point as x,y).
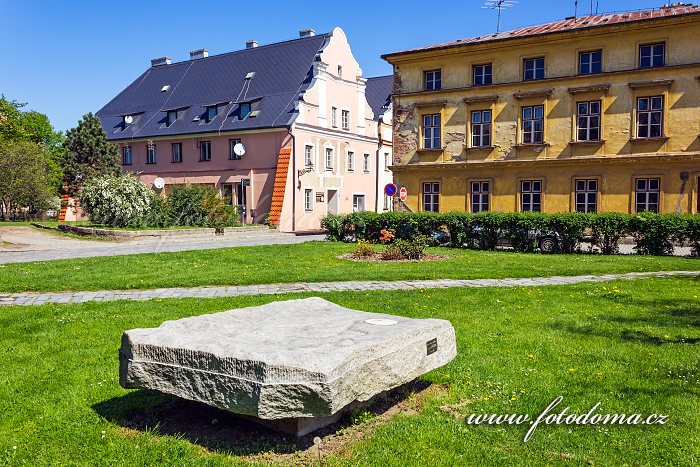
164,32 -> 331,67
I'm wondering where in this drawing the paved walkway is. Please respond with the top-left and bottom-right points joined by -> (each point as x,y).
1,271 -> 697,307
0,226 -> 325,264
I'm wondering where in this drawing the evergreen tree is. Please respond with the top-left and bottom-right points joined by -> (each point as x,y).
62,112 -> 120,194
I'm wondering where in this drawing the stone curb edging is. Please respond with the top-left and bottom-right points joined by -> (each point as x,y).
32,223 -> 271,239
0,271 -> 697,307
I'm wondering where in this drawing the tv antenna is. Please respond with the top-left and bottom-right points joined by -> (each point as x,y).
482,0 -> 518,33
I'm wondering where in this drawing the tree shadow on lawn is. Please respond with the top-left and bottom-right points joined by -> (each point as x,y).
549,293 -> 700,346
92,379 -> 434,458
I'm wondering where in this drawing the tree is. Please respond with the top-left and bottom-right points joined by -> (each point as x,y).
0,140 -> 56,219
62,113 -> 120,194
0,95 -> 65,192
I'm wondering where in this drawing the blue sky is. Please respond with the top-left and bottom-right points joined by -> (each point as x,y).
1,0 -> 658,131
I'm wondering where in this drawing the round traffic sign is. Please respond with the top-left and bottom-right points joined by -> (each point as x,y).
384,183 -> 397,197
399,187 -> 408,202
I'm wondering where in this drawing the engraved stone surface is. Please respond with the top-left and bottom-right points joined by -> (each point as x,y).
119,297 -> 456,435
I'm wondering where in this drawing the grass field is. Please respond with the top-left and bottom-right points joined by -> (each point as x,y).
1,241 -> 698,293
1,276 -> 698,465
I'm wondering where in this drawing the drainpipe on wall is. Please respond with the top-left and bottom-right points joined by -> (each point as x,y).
287,126 -> 296,232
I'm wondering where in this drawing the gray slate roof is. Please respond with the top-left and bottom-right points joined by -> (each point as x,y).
97,34 -> 331,141
365,75 -> 393,121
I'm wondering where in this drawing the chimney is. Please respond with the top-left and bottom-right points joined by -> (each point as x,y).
151,56 -> 171,67
189,49 -> 209,60
299,29 -> 316,38
246,40 -> 259,49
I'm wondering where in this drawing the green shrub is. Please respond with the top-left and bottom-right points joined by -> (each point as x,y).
321,214 -> 345,241
678,214 -> 700,257
471,212 -> 505,251
547,212 -> 592,254
629,213 -> 680,256
394,235 -> 430,260
353,240 -> 375,258
590,212 -> 631,255
79,174 -> 156,228
165,184 -> 210,226
380,245 -> 405,261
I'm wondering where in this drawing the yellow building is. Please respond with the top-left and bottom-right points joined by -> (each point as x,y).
382,5 -> 700,215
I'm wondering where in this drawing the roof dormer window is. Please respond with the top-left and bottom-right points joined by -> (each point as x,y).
205,105 -> 217,123
239,102 -> 251,119
167,110 -> 178,127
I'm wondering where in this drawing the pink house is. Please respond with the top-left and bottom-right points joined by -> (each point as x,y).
97,28 -> 393,232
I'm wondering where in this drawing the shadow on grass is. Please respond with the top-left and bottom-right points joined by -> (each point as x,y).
92,380 -> 432,457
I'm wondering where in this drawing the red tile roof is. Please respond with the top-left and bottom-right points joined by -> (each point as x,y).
382,4 -> 700,59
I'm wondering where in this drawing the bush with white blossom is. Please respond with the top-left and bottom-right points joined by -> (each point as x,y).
80,174 -> 157,227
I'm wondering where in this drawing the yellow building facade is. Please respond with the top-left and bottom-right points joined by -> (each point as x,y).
382,6 -> 700,215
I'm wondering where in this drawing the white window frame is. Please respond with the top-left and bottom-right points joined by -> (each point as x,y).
341,109 -> 350,130
471,109 -> 492,147
635,178 -> 660,213
422,182 -> 440,212
424,69 -> 441,91
520,180 -> 542,212
575,179 -> 598,213
636,96 -> 664,139
363,153 -> 371,173
384,152 -> 391,171
331,107 -> 338,127
639,43 -> 665,68
576,100 -> 601,142
471,181 -> 490,213
304,144 -> 314,168
522,105 -> 545,144
122,146 -> 132,165
324,146 -> 334,171
346,150 -> 355,172
523,57 -> 545,81
304,188 -> 314,212
352,193 -> 366,212
473,63 -> 492,86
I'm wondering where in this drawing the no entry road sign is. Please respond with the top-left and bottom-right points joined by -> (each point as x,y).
399,187 -> 407,202
384,183 -> 398,197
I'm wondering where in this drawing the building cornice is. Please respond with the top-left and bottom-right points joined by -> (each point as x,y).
293,122 -> 379,144
389,152 -> 700,171
109,126 -> 288,144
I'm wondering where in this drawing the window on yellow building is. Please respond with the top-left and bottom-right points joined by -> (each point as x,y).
424,70 -> 441,91
471,110 -> 492,147
471,181 -> 490,213
636,96 -> 663,138
473,64 -> 492,86
522,106 -> 544,144
521,180 -> 542,212
523,57 -> 545,81
639,43 -> 665,68
579,50 -> 602,75
423,114 -> 442,149
575,179 -> 598,213
422,182 -> 440,212
577,101 -> 601,141
635,178 -> 660,213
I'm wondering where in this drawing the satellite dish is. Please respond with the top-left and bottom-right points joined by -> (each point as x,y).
124,115 -> 134,124
233,143 -> 246,157
153,177 -> 165,189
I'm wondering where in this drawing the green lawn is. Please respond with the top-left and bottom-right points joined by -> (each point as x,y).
0,276 -> 697,465
1,241 -> 698,293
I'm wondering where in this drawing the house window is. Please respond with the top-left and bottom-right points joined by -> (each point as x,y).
384,152 -> 391,170
635,178 -> 660,213
331,107 -> 338,127
353,194 -> 366,212
200,141 -> 212,161
575,179 -> 598,213
239,102 -> 251,119
304,189 -> 313,212
471,110 -> 492,147
423,114 -> 441,149
422,182 -> 440,212
229,139 -> 242,160
205,106 -> 217,123
521,180 -> 542,212
523,57 -> 545,81
522,105 -> 544,144
363,154 -> 370,173
579,50 -> 602,75
325,147 -> 334,171
171,143 -> 182,163
471,181 -> 490,213
146,144 -> 157,164
424,69 -> 441,91
577,100 -> 601,141
122,146 -> 132,165
167,110 -> 178,127
341,110 -> 350,130
221,184 -> 234,206
304,145 -> 313,167
640,43 -> 665,68
636,96 -> 663,138
346,151 -> 355,172
473,64 -> 492,86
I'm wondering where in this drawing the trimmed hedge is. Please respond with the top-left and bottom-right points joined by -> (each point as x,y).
321,211 -> 700,257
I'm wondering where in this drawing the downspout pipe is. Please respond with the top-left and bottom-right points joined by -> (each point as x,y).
287,125 -> 296,232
